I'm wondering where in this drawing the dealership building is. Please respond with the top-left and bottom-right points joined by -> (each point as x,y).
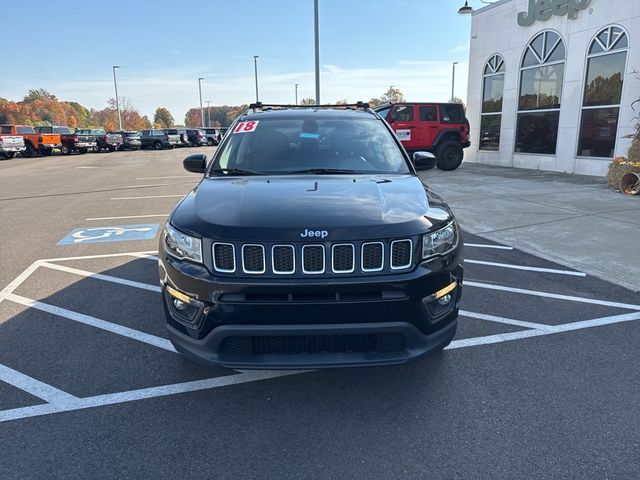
464,0 -> 640,176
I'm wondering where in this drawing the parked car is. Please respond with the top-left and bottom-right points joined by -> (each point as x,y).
164,128 -> 189,147
35,126 -> 96,155
75,129 -> 122,152
186,129 -> 208,147
3,125 -> 61,157
374,102 -> 471,171
159,103 -> 462,369
112,131 -> 142,150
141,129 -> 180,150
202,128 -> 220,146
0,125 -> 26,159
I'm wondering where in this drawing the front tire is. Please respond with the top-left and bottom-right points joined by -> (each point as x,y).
435,141 -> 464,171
92,145 -> 100,153
60,144 -> 71,155
154,141 -> 163,150
79,148 -> 88,154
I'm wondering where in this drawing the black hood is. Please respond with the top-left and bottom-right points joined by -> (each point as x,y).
171,174 -> 453,242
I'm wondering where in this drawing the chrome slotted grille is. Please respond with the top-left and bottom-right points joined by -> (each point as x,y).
302,245 -> 325,274
242,244 -> 266,274
332,244 -> 355,273
272,245 -> 295,274
390,240 -> 412,270
361,242 -> 384,272
213,243 -> 235,273
211,238 -> 415,276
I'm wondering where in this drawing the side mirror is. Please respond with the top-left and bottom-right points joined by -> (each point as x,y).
183,154 -> 207,173
412,151 -> 437,171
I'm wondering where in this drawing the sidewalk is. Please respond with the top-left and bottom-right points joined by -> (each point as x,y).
420,163 -> 640,292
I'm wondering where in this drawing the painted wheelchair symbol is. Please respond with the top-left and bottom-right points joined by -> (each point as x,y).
72,227 -> 154,243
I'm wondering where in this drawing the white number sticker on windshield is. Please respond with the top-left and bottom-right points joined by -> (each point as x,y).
233,121 -> 259,134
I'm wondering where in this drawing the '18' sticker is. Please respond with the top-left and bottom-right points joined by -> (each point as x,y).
233,121 -> 259,134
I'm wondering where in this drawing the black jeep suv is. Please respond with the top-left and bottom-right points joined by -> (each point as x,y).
159,103 -> 463,369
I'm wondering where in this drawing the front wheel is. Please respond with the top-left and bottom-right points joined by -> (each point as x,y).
60,144 -> 70,155
41,148 -> 54,156
92,145 -> 100,153
2,152 -> 16,159
207,138 -> 214,146
79,148 -> 88,154
154,141 -> 163,150
108,146 -> 117,152
435,141 -> 464,171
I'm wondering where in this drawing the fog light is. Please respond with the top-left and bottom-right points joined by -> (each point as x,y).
173,299 -> 188,311
437,294 -> 452,306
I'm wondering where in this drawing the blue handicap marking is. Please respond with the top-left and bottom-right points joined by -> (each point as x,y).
58,224 -> 160,245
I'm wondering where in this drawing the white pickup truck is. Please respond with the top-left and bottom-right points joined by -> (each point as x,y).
0,126 -> 26,159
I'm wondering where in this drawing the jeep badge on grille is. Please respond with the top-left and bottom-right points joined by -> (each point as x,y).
300,229 -> 329,239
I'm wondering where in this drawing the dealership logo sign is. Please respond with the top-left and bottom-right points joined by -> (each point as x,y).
518,0 -> 592,27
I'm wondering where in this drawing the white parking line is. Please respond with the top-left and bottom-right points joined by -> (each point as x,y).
4,293 -> 176,353
43,251 -> 158,263
448,311 -> 640,350
86,214 -> 168,221
459,310 -> 551,330
465,259 -> 586,277
40,262 -> 161,293
465,280 -> 640,311
464,243 -> 513,250
124,183 -> 172,188
0,370 -> 303,423
111,194 -> 185,200
0,260 -> 41,304
0,363 -> 78,404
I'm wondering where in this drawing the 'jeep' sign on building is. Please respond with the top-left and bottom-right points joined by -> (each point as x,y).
518,0 -> 592,27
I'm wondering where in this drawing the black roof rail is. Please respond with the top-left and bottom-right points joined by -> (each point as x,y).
248,102 -> 371,112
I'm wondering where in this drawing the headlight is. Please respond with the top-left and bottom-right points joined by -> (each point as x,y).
163,223 -> 203,263
422,222 -> 458,259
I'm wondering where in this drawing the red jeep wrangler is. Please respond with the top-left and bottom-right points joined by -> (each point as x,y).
374,103 -> 470,171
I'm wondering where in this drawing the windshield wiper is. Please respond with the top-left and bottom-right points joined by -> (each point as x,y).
284,168 -> 360,175
211,168 -> 264,176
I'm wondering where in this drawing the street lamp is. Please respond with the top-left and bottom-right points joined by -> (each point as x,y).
205,100 -> 212,128
458,1 -> 474,15
451,62 -> 459,102
314,0 -> 320,104
253,56 -> 259,103
295,83 -> 300,105
112,66 -> 122,131
198,77 -> 204,127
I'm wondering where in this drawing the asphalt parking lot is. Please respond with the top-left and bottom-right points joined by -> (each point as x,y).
1,149 -> 639,479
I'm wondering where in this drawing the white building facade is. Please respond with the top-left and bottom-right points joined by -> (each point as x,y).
465,0 -> 640,176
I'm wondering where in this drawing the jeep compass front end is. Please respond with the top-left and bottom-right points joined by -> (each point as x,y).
159,104 -> 463,369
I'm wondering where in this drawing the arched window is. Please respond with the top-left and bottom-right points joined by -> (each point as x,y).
516,31 -> 565,155
578,26 -> 629,158
480,54 -> 505,151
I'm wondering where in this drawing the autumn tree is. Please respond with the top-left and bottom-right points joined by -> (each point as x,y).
154,107 -> 174,128
300,98 -> 316,105
451,97 -> 467,111
383,87 -> 405,103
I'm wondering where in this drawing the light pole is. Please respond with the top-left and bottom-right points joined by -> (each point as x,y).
205,100 -> 212,128
198,77 -> 205,127
451,62 -> 459,102
253,56 -> 259,103
112,66 -> 122,130
314,0 -> 320,104
295,83 -> 300,105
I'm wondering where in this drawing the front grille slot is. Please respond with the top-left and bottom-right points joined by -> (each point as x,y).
361,242 -> 384,272
220,333 -> 406,356
332,244 -> 355,273
212,243 -> 235,273
302,245 -> 325,274
391,239 -> 412,270
272,245 -> 295,274
242,244 -> 266,274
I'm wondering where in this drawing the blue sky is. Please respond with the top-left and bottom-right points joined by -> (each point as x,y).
1,0 -> 472,122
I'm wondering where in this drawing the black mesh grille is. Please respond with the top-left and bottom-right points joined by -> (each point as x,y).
391,240 -> 412,269
213,243 -> 235,272
243,245 -> 265,273
332,245 -> 354,272
220,333 -> 405,356
303,246 -> 324,273
362,243 -> 383,271
273,246 -> 295,273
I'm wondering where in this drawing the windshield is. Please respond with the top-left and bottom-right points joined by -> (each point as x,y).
211,116 -> 410,175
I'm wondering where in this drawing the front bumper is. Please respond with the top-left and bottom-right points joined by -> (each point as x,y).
159,250 -> 463,369
0,146 -> 25,153
76,142 -> 97,148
